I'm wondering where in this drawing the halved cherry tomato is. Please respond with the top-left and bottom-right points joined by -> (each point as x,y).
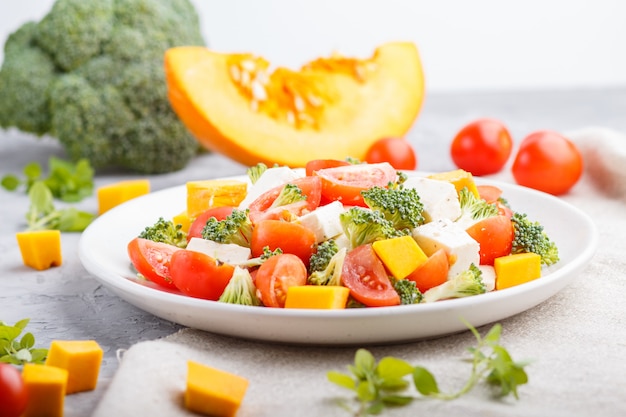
169,250 -> 234,300
406,248 -> 449,293
187,206 -> 234,241
450,118 -> 513,176
0,363 -> 28,417
305,159 -> 350,176
466,215 -> 514,265
248,176 -> 322,223
250,220 -> 316,267
477,184 -> 512,217
364,137 -> 418,170
341,244 -> 400,307
314,162 -> 397,206
127,237 -> 182,289
255,253 -> 307,307
511,131 -> 583,195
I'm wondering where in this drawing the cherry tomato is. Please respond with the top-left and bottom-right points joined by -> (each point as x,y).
187,206 -> 234,241
169,250 -> 234,300
305,159 -> 350,176
250,220 -> 316,267
255,253 -> 307,308
0,363 -> 28,417
465,215 -> 514,265
406,248 -> 449,293
314,162 -> 397,206
248,176 -> 322,223
364,137 -> 418,170
341,244 -> 400,307
511,131 -> 583,195
450,119 -> 513,176
127,237 -> 182,289
477,184 -> 512,218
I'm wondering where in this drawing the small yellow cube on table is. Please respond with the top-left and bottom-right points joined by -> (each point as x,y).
185,360 -> 249,417
97,179 -> 150,215
22,363 -> 68,417
16,230 -> 62,270
45,340 -> 104,394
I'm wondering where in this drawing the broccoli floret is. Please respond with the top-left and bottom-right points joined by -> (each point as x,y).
271,183 -> 306,208
0,0 -> 205,174
361,186 -> 425,231
247,163 -> 268,184
239,246 -> 283,268
455,187 -> 499,229
201,209 -> 253,248
218,266 -> 262,306
309,239 -> 339,273
139,217 -> 187,248
308,247 -> 347,286
511,212 -> 559,266
392,278 -> 423,305
340,207 -> 404,249
423,264 -> 486,303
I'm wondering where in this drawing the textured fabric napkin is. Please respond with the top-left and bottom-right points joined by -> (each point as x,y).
93,128 -> 626,417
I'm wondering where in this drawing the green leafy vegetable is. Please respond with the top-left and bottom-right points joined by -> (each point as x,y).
0,319 -> 48,365
328,322 -> 529,416
26,181 -> 95,232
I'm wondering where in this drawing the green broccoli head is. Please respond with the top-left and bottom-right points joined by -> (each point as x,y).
455,187 -> 499,229
218,266 -> 262,306
392,278 -> 423,305
308,247 -> 347,287
361,186 -> 425,231
271,183 -> 306,208
0,0 -> 205,174
423,264 -> 486,303
339,207 -> 405,249
309,239 -> 339,274
139,217 -> 188,248
511,212 -> 559,266
201,209 -> 253,248
247,163 -> 269,184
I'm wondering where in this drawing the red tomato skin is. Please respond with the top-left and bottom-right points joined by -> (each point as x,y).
0,363 -> 28,417
187,206 -> 234,242
127,237 -> 181,289
305,159 -> 350,176
512,131 -> 583,195
314,162 -> 397,206
406,248 -> 449,292
451,119 -> 513,176
248,176 -> 322,223
250,220 -> 316,267
255,253 -> 307,308
169,250 -> 234,300
466,215 -> 514,265
364,137 -> 418,170
341,244 -> 400,307
477,185 -> 512,218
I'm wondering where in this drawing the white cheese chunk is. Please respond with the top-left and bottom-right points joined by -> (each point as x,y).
403,176 -> 461,223
238,166 -> 303,209
186,237 -> 251,265
477,265 -> 496,292
412,219 -> 480,278
333,233 -> 351,252
298,201 -> 345,243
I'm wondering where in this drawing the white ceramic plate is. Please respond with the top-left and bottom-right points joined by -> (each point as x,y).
79,173 -> 598,345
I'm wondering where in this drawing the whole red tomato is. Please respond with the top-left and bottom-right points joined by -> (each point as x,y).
0,363 -> 28,417
450,119 -> 513,176
364,137 -> 418,170
511,131 -> 583,195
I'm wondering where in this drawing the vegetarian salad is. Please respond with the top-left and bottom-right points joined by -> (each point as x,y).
127,160 -> 559,309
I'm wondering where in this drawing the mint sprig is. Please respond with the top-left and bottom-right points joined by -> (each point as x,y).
328,322 -> 529,416
26,181 -> 95,232
0,319 -> 48,365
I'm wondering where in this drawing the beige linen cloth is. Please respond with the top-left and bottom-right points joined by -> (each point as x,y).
93,128 -> 626,417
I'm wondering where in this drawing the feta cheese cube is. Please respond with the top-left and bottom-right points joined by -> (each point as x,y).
238,166 -> 303,209
298,201 -> 345,243
186,238 -> 251,265
403,176 -> 461,223
412,219 -> 480,278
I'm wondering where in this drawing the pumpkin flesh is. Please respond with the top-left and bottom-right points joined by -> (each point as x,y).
165,42 -> 425,167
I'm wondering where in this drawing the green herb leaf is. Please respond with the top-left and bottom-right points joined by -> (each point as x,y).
412,366 -> 440,395
1,174 -> 21,191
327,371 -> 355,390
0,319 -> 48,364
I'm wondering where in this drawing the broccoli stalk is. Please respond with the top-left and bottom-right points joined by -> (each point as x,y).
454,187 -> 500,229
271,183 -> 306,208
239,246 -> 283,268
308,247 -> 347,286
0,0 -> 206,174
218,266 -> 262,306
339,207 -> 404,249
138,217 -> 187,248
392,278 -> 423,305
511,212 -> 559,266
247,163 -> 268,184
361,186 -> 425,232
201,209 -> 253,248
423,264 -> 486,303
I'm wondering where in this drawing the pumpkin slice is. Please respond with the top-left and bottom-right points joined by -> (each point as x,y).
165,42 -> 425,167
